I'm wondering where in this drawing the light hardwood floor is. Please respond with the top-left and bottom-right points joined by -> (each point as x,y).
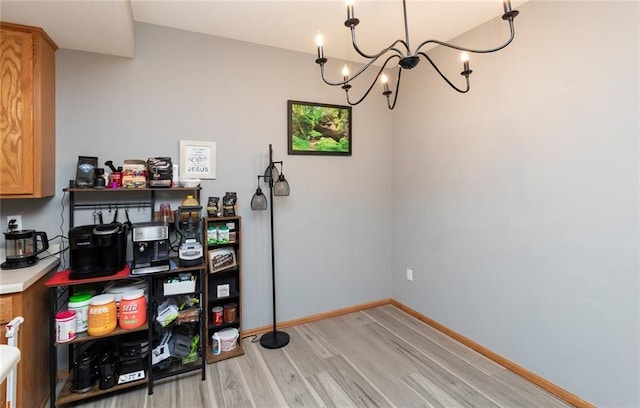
68,305 -> 571,407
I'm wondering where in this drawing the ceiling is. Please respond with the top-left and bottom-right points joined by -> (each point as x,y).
0,0 -> 528,63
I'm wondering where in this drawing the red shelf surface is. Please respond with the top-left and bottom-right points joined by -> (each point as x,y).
45,264 -> 131,287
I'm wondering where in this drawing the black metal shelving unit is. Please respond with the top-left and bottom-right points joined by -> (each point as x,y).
47,187 -> 206,407
147,262 -> 207,395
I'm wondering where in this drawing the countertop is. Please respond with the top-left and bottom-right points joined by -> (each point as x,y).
0,245 -> 60,295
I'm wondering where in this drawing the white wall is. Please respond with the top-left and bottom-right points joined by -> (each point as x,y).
390,2 -> 639,406
0,22 -> 393,330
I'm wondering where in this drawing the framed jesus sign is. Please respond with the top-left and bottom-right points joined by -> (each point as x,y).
179,140 -> 217,179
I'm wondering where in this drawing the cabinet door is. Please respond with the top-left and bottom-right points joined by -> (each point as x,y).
0,28 -> 35,195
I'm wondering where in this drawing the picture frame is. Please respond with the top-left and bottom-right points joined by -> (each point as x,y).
179,140 -> 217,179
209,247 -> 237,273
287,100 -> 352,156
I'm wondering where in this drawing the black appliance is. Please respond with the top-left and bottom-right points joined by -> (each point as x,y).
69,223 -> 127,279
131,223 -> 170,275
117,335 -> 148,385
1,229 -> 49,270
98,352 -> 117,390
73,352 -> 98,393
175,206 -> 203,267
73,342 -> 109,393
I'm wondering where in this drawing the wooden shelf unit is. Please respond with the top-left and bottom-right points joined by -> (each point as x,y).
204,216 -> 244,364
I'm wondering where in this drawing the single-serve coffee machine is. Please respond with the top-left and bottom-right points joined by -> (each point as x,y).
131,223 -> 170,275
69,223 -> 127,279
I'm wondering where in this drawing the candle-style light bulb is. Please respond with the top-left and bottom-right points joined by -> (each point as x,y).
315,33 -> 324,60
460,52 -> 470,72
342,65 -> 350,81
346,0 -> 355,20
380,73 -> 390,93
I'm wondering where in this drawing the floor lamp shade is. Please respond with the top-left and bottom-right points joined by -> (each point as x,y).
251,188 -> 268,210
274,175 -> 290,196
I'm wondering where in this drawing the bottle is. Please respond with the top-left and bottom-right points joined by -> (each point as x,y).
182,195 -> 199,207
212,333 -> 221,356
94,168 -> 106,189
181,195 -> 200,221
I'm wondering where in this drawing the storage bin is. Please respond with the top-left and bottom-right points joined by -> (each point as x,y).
163,280 -> 196,296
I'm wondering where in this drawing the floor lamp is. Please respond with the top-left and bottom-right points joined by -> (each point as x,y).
250,144 -> 290,349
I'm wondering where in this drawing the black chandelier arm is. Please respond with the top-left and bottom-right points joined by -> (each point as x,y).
413,19 -> 516,56
319,52 -> 395,87
386,68 -> 403,110
343,55 -> 402,106
418,52 -> 470,94
350,28 -> 409,60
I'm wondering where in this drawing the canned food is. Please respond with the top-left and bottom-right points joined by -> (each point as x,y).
212,306 -> 223,326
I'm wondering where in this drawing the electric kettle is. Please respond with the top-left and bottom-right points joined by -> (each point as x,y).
1,230 -> 49,269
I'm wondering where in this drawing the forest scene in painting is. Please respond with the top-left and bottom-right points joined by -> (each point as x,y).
288,101 -> 351,155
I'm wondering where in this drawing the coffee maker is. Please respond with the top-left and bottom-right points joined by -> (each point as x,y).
131,222 -> 170,275
175,206 -> 203,267
69,223 -> 127,279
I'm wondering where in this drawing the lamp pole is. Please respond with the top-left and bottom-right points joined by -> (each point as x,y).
258,144 -> 290,349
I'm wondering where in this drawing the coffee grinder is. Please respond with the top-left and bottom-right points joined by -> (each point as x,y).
175,205 -> 203,267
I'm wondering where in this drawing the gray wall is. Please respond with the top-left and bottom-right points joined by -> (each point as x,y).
390,2 -> 639,407
1,2 -> 638,406
0,22 -> 393,330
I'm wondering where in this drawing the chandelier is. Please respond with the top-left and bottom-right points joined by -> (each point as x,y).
314,0 -> 520,110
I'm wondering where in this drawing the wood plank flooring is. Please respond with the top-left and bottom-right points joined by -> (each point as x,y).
66,305 -> 571,408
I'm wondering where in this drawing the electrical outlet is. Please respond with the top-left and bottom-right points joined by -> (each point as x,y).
406,268 -> 413,282
7,215 -> 22,231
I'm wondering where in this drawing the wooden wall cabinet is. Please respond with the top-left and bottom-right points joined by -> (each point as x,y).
0,22 -> 57,198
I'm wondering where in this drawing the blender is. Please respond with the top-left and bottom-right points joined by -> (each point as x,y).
175,205 -> 203,267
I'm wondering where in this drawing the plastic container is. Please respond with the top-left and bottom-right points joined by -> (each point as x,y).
217,327 -> 239,352
217,226 -> 229,244
119,289 -> 147,330
104,279 -> 147,317
88,294 -> 117,336
55,310 -> 77,343
211,333 -> 221,356
68,293 -> 92,333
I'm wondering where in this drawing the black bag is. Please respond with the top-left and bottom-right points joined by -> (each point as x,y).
147,157 -> 173,188
75,156 -> 98,188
